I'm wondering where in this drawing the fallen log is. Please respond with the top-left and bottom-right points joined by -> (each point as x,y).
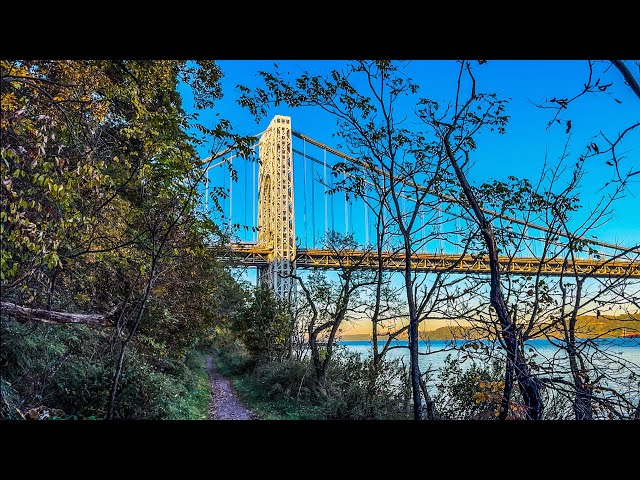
1,301 -> 114,326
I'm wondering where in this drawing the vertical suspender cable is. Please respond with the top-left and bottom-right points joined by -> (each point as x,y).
229,157 -> 233,231
349,198 -> 353,236
252,151 -> 257,242
324,149 -> 328,236
532,227 -> 536,257
455,204 -> 461,254
222,160 -> 227,225
311,148 -> 316,247
364,201 -> 369,246
344,172 -> 348,234
303,139 -> 308,248
438,208 -> 443,254
330,156 -> 335,233
205,166 -> 209,212
421,210 -> 425,253
244,156 -> 248,241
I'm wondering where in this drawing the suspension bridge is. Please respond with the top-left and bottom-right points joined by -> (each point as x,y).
204,115 -> 640,300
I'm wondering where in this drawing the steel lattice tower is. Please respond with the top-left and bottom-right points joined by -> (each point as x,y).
257,116 -> 296,300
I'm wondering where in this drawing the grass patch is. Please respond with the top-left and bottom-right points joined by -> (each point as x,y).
179,349 -> 212,420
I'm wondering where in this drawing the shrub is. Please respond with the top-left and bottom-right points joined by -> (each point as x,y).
213,330 -> 254,375
251,359 -> 317,401
324,349 -> 412,420
434,354 -> 506,419
231,286 -> 293,362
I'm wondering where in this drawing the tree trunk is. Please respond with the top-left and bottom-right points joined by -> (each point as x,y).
566,282 -> 593,420
107,254 -> 158,419
371,220 -> 386,367
408,310 -> 422,420
512,350 -> 543,420
445,137 -> 543,420
419,374 -> 438,420
404,254 -> 424,420
567,346 -> 593,420
498,353 -> 515,420
308,328 -> 325,387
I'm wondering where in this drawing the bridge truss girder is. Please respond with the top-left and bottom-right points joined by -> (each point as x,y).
225,245 -> 640,279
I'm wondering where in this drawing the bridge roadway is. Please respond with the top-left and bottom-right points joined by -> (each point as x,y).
223,244 -> 640,279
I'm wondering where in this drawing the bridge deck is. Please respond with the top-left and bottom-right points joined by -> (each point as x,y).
223,244 -> 640,279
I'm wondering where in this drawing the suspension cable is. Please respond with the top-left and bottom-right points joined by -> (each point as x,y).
292,145 -> 633,260
200,129 -> 265,166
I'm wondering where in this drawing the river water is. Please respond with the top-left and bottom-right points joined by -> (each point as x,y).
337,338 -> 640,406
338,337 -> 640,372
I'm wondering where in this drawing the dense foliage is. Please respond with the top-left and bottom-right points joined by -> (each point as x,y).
231,285 -> 292,363
1,60 -> 248,419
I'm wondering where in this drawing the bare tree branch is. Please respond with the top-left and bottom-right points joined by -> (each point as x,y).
610,60 -> 640,100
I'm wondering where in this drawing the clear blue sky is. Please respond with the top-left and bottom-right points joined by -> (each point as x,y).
179,60 -> 639,251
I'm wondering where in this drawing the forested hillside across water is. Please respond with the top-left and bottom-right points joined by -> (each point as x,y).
1,60 -> 250,419
341,315 -> 640,341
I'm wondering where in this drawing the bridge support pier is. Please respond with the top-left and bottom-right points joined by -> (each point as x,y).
257,115 -> 296,301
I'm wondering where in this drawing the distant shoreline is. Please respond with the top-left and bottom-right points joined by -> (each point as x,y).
339,314 -> 640,342
339,334 -> 640,341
